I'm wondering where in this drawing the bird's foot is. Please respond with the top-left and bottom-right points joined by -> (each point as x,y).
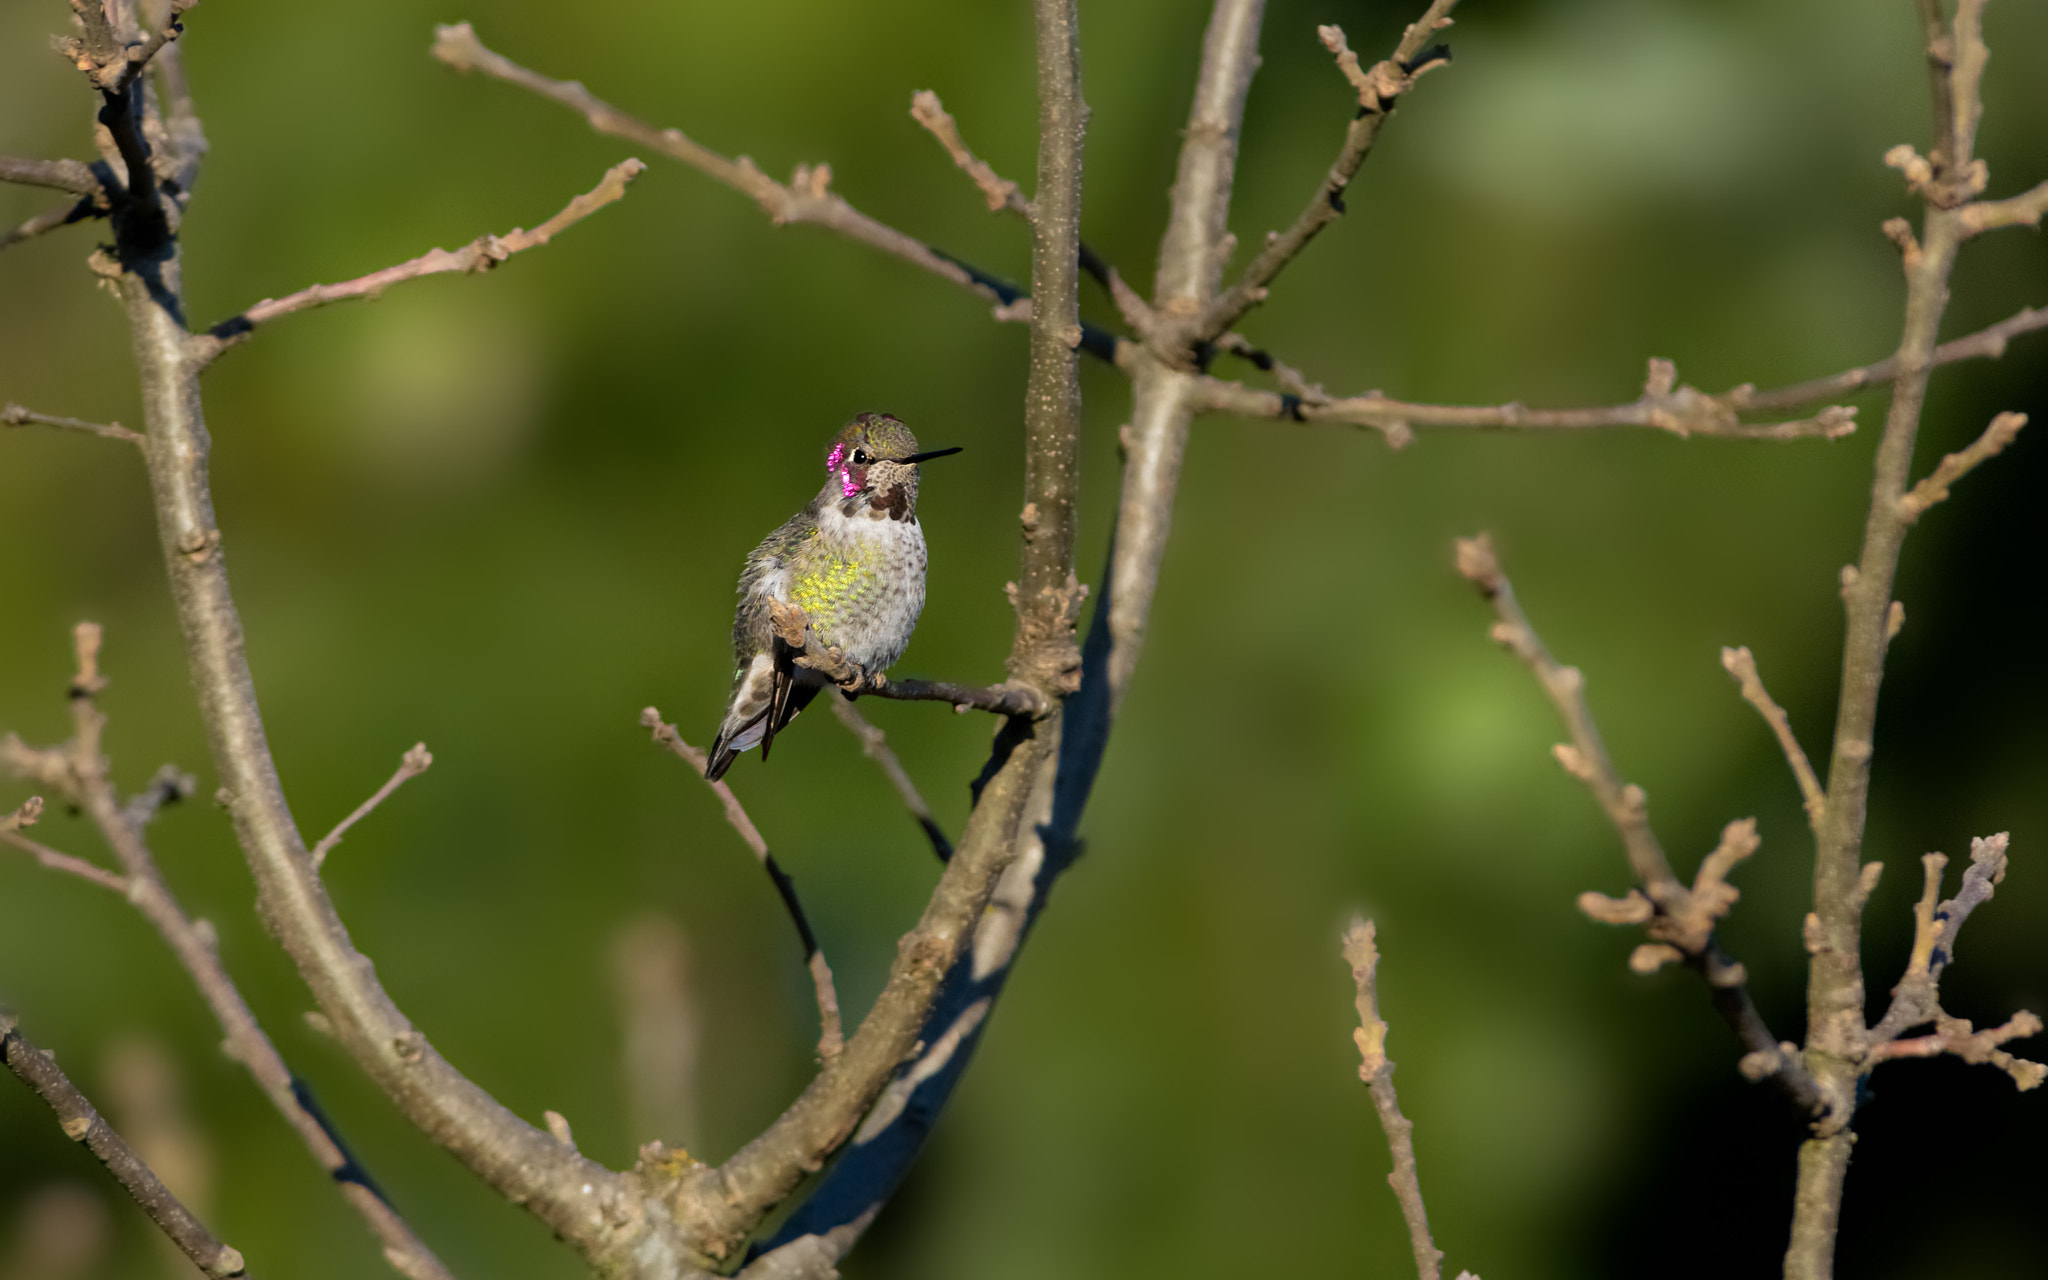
767,598 -> 811,649
793,642 -> 865,688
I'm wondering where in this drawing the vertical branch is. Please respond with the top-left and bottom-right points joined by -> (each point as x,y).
670,5 -> 1093,1263
1107,0 -> 1266,704
1788,5 -> 2011,1276
1342,920 -> 1445,1280
1006,0 -> 1088,698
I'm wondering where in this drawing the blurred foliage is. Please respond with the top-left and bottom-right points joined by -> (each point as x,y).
2,1 -> 2045,1278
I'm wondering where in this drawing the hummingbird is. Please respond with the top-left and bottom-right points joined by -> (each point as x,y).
705,412 -> 962,781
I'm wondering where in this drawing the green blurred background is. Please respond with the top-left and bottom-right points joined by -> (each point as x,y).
3,0 -> 2045,1276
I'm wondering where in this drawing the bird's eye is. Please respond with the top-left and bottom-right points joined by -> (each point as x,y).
852,449 -> 869,465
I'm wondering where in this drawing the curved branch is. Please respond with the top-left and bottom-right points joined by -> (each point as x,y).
112,152 -> 626,1270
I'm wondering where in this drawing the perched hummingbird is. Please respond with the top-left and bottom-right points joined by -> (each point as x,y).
705,413 -> 962,781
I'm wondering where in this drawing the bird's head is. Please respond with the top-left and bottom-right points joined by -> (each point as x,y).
822,413 -> 961,516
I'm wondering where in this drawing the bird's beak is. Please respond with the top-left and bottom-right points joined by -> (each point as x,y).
896,446 -> 963,465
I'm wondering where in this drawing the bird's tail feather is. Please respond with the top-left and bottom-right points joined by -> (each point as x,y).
704,679 -> 820,781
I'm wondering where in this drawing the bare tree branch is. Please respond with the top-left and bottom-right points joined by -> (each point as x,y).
1190,357 -> 1860,442
1742,304 -> 2048,409
0,156 -> 106,196
1859,835 -> 2044,1090
764,598 -> 1048,717
1,402 -> 144,443
909,91 -> 1027,216
1196,302 -> 2048,446
1342,919 -> 1446,1280
311,744 -> 434,869
830,699 -> 953,863
1786,4 -> 2029,1272
1864,834 -> 2042,1086
1,1011 -> 248,1279
1896,410 -> 2026,522
1195,5 -> 1460,341
1720,646 -> 1826,832
1455,535 -> 1826,1115
431,25 -> 1025,317
0,196 -> 105,252
0,794 -> 129,892
641,709 -> 843,1066
4,626 -> 458,1280
195,159 -> 645,362
1007,0 -> 1085,703
1959,177 -> 2048,234
104,77 -> 629,1260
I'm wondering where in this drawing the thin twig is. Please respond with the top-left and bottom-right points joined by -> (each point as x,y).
1341,919 -> 1443,1280
0,156 -> 106,196
195,159 -> 646,360
1896,410 -> 2026,522
432,25 -> 1018,314
111,1 -> 197,92
765,597 -> 1048,717
1720,647 -> 1826,831
1456,536 -> 1826,1115
0,794 -> 130,892
1191,357 -> 1859,442
311,744 -> 434,869
1,403 -> 141,443
0,197 -> 104,251
910,91 -> 1027,216
1194,5 -> 1459,342
1861,836 -> 2044,1090
640,709 -> 843,1065
864,677 -> 1045,717
1747,304 -> 2048,408
1195,303 -> 2048,444
829,699 -> 953,863
1,1011 -> 249,1279
1959,177 -> 2048,234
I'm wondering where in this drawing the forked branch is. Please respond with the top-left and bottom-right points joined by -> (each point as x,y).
1196,5 -> 1460,341
3,626 -> 456,1280
1863,833 -> 2045,1091
1456,535 -> 1824,1115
